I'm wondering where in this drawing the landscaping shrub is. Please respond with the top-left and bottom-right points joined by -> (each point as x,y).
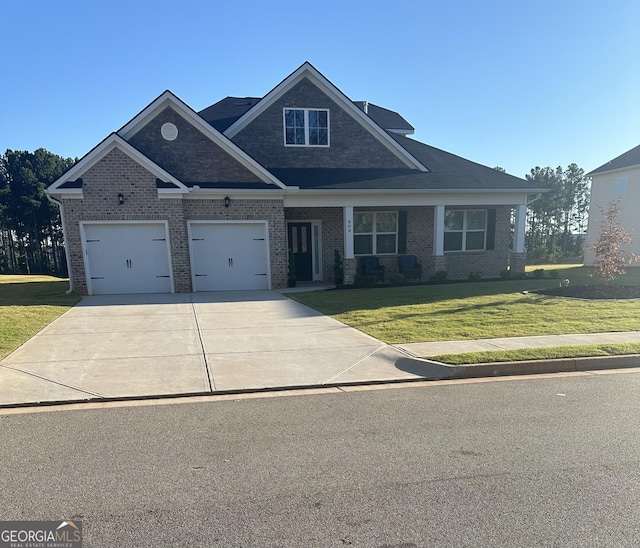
467,271 -> 482,282
429,270 -> 448,283
532,268 -> 545,279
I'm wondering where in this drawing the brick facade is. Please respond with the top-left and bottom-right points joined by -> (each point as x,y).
233,79 -> 408,170
129,107 -> 264,184
284,205 -> 512,285
64,148 -> 286,294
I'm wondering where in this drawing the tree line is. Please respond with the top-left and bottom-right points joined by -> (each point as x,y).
525,164 -> 590,262
0,149 -> 75,275
1,148 -> 590,277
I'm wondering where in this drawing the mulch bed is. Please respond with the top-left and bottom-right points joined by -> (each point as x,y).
532,285 -> 640,300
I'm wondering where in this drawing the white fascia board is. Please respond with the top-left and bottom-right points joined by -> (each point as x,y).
47,133 -> 187,193
284,190 -> 533,208
224,62 -> 428,172
184,189 -> 287,200
118,91 -> 287,190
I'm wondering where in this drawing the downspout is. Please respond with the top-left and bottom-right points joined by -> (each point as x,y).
46,193 -> 74,294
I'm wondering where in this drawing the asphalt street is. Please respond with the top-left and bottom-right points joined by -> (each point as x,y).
2,369 -> 640,547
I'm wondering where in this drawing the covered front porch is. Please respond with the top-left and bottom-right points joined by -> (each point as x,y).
283,197 -> 528,285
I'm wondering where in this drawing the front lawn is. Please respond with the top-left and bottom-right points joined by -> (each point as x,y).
0,275 -> 80,360
290,266 -> 640,344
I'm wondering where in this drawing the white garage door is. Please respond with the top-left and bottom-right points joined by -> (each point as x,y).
190,222 -> 269,291
82,223 -> 173,295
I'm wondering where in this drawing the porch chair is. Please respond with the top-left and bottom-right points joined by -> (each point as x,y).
360,256 -> 385,283
397,255 -> 423,281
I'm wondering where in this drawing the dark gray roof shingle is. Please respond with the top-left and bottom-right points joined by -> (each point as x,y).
589,143 -> 640,175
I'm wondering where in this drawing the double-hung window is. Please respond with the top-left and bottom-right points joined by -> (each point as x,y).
284,108 -> 329,146
444,209 -> 487,251
354,211 -> 398,255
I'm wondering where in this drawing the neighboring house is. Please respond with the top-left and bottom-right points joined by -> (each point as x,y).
47,62 -> 541,295
585,144 -> 640,265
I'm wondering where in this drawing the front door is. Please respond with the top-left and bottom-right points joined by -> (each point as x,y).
288,222 -> 313,282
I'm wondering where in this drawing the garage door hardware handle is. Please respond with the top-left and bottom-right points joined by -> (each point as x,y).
153,238 -> 166,241
192,238 -> 204,241
256,273 -> 267,276
253,238 -> 265,241
91,277 -> 105,280
126,259 -> 133,269
157,275 -> 170,278
228,258 -> 233,267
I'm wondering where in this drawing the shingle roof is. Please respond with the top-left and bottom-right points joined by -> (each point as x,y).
353,101 -> 414,133
588,143 -> 640,175
198,97 -> 261,132
270,134 -> 539,191
198,97 -> 414,134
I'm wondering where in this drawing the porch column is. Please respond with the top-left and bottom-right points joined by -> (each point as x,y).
513,204 -> 526,253
344,206 -> 354,259
434,205 -> 445,256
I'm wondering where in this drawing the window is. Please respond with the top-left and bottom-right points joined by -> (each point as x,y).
615,177 -> 629,198
284,108 -> 329,146
354,212 -> 398,255
444,210 -> 487,251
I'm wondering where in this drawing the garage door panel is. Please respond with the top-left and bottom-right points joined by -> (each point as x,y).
190,223 -> 269,291
83,223 -> 172,295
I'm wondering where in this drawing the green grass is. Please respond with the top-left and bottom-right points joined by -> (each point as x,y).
0,275 -> 80,360
291,266 -> 640,344
431,342 -> 640,365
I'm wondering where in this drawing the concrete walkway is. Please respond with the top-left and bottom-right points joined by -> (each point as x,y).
1,290 -> 639,407
397,331 -> 640,357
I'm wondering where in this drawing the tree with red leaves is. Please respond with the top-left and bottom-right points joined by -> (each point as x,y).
589,199 -> 638,282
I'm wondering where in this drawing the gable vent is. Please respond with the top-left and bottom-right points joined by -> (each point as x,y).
161,122 -> 178,141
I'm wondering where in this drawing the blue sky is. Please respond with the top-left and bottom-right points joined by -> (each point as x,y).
2,0 -> 638,178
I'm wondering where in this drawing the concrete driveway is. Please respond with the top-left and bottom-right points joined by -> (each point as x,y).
0,291 -> 449,406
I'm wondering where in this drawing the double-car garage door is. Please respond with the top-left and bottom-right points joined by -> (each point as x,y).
81,221 -> 269,294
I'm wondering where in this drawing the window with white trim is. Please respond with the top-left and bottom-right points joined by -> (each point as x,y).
354,211 -> 398,255
284,108 -> 329,146
444,209 -> 487,251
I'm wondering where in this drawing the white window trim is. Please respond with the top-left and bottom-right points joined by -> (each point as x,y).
283,108 -> 330,147
354,211 -> 398,255
444,209 -> 487,252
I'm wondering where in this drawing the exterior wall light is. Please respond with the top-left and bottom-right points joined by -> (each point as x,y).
224,196 -> 231,208
118,193 -> 125,206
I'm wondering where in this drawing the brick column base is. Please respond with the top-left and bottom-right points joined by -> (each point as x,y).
433,255 -> 447,274
510,252 -> 527,273
344,258 -> 357,285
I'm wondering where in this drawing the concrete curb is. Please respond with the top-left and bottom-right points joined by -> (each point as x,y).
449,354 -> 640,379
1,354 -> 639,411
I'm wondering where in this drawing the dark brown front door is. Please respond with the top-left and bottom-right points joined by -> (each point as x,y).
288,222 -> 313,282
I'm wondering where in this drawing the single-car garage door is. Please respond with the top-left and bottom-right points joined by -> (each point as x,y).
189,222 -> 269,291
82,222 -> 173,295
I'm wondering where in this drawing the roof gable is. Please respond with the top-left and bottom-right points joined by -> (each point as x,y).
47,133 -> 188,194
118,91 -> 287,189
224,62 -> 427,171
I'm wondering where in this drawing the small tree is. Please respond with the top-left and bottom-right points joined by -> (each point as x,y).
589,199 -> 638,282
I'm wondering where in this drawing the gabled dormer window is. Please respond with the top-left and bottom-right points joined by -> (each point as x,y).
284,108 -> 329,146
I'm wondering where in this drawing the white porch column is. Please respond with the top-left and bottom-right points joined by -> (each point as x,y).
513,204 -> 526,253
434,204 -> 445,256
344,206 -> 354,259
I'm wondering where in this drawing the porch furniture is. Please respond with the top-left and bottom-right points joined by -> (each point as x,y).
398,255 -> 422,280
360,256 -> 385,282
